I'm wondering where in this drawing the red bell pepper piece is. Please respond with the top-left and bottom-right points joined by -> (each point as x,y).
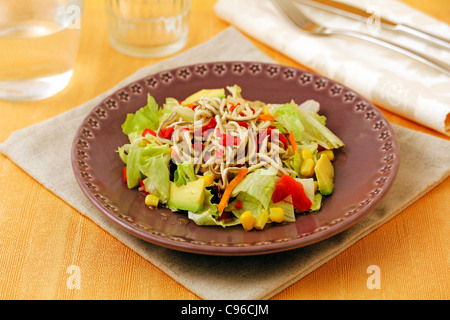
272,175 -> 312,212
122,167 -> 127,183
159,127 -> 175,139
199,118 -> 217,140
202,118 -> 217,131
215,128 -> 241,146
268,127 -> 288,149
278,133 -> 289,149
229,102 -> 241,112
220,134 -> 241,146
258,128 -> 288,149
271,176 -> 291,203
142,128 -> 156,137
139,180 -> 149,195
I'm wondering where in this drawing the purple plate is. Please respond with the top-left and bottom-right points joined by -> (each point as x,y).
71,61 -> 399,256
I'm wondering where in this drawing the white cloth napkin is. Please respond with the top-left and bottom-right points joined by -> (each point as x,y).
1,27 -> 449,300
214,0 -> 450,136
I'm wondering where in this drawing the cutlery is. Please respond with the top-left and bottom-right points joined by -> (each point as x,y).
295,0 -> 450,50
272,0 -> 450,76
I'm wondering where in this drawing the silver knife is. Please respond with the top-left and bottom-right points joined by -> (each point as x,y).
295,0 -> 450,50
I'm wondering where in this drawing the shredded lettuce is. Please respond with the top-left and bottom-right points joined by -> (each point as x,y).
140,142 -> 170,160
123,138 -> 171,193
310,193 -> 323,212
268,195 -> 295,222
173,161 -> 197,186
231,168 -> 277,210
224,168 -> 279,221
172,105 -> 195,122
188,189 -> 240,227
140,154 -> 171,203
229,192 -> 296,223
160,97 -> 178,123
273,103 -> 306,142
121,94 -> 160,136
296,178 -> 315,203
119,92 -> 173,192
283,151 -> 302,177
273,103 -> 344,149
117,144 -> 129,164
125,147 -> 145,189
226,84 -> 242,99
228,192 -> 264,219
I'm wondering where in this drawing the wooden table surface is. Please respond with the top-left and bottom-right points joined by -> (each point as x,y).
0,0 -> 448,300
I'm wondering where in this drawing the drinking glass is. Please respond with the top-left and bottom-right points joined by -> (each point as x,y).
0,0 -> 83,102
106,0 -> 191,58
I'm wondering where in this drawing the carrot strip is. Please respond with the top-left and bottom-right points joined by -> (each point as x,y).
217,168 -> 249,213
288,131 -> 298,153
258,114 -> 275,121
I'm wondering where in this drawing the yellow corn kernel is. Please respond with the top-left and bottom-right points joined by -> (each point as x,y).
301,148 -> 313,161
254,209 -> 269,230
145,194 -> 160,207
240,211 -> 255,231
263,106 -> 271,116
300,158 -> 315,177
269,207 -> 285,223
319,149 -> 335,161
199,174 -> 215,186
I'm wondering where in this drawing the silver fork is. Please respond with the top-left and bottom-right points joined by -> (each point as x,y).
272,0 -> 450,76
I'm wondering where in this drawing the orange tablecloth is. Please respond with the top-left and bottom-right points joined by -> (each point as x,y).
0,0 -> 448,300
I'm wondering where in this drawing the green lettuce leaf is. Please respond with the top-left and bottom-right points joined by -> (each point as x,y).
273,103 -> 344,149
310,193 -> 323,212
229,193 -> 296,223
117,144 -> 129,164
228,192 -> 264,219
140,154 -> 171,203
226,84 -> 242,99
173,161 -> 197,186
160,97 -> 178,123
121,94 -> 160,136
231,168 -> 277,210
124,139 -> 170,190
188,189 -> 240,227
283,151 -> 302,178
125,147 -> 145,189
226,168 -> 277,220
268,195 -> 295,222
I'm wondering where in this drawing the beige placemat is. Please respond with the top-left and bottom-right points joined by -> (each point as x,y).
1,27 -> 449,300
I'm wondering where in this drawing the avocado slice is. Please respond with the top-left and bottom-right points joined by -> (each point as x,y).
167,179 -> 206,212
181,88 -> 225,105
314,153 -> 334,196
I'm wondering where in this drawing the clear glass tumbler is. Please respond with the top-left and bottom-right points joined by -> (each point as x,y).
0,0 -> 83,102
106,0 -> 191,58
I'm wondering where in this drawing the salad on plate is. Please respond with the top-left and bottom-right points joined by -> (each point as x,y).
117,85 -> 344,231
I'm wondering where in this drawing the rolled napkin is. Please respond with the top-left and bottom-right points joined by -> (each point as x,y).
214,0 -> 450,136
